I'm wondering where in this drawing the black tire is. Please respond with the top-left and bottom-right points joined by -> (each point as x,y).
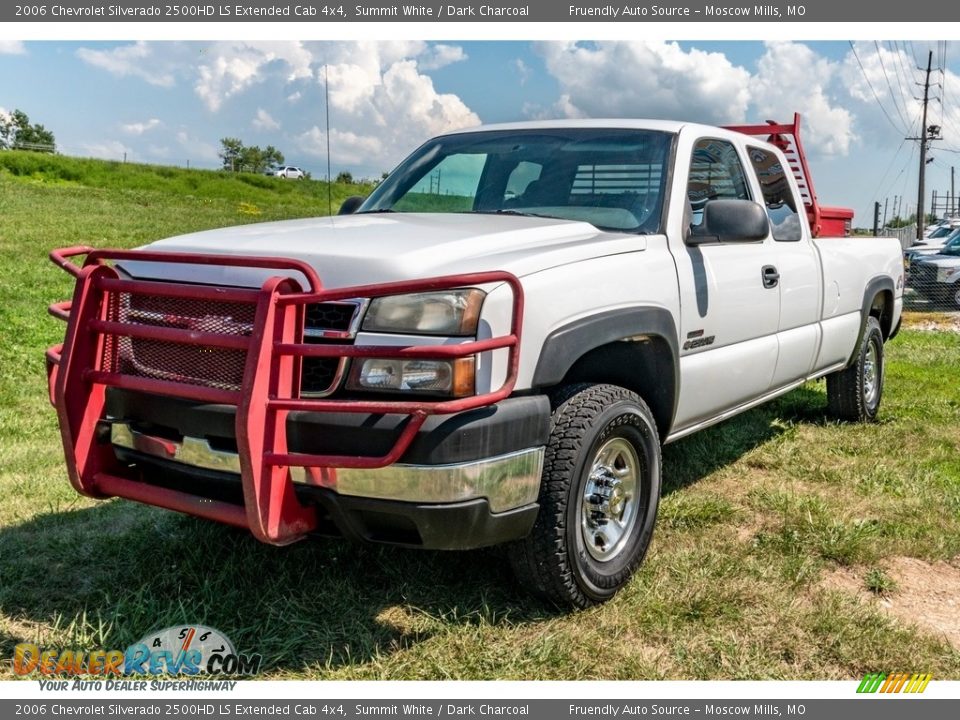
827,315 -> 884,421
509,384 -> 662,608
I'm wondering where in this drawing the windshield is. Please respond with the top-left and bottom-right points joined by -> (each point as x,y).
941,234 -> 960,256
361,128 -> 673,233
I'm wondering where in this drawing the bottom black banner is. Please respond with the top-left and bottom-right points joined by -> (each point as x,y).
2,699 -> 957,720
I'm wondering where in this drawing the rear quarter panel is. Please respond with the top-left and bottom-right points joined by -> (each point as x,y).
812,236 -> 904,369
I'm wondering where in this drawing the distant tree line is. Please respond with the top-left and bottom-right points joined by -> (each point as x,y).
886,212 -> 938,229
0,109 -> 56,152
218,137 -> 284,174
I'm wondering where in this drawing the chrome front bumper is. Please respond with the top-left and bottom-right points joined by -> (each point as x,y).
110,423 -> 543,513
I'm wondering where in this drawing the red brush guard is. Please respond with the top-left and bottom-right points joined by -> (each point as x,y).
46,246 -> 523,545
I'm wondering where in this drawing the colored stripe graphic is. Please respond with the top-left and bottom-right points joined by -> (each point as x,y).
857,672 -> 931,693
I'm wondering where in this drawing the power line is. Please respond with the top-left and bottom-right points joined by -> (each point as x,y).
874,41 -> 910,130
888,41 -> 920,127
867,137 -> 909,215
897,141 -> 918,219
848,41 -> 907,135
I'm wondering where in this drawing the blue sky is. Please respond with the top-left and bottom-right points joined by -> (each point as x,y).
3,40 -> 960,226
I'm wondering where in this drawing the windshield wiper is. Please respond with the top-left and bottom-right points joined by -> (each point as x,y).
356,208 -> 395,214
462,209 -> 562,221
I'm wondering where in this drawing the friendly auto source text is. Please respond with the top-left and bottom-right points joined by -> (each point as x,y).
568,4 -> 806,17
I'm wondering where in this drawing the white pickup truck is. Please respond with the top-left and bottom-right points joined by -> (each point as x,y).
47,116 -> 904,607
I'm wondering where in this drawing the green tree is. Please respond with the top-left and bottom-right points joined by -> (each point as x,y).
218,137 -> 244,172
0,109 -> 56,152
240,145 -> 264,173
336,170 -> 354,184
219,138 -> 285,173
262,145 -> 284,170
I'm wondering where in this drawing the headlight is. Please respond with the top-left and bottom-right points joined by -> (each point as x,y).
345,357 -> 475,397
361,289 -> 485,336
939,267 -> 959,281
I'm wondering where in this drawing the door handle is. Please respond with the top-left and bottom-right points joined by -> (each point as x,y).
761,265 -> 780,289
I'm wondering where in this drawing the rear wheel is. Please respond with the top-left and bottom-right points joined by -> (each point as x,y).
509,384 -> 661,608
827,316 -> 884,421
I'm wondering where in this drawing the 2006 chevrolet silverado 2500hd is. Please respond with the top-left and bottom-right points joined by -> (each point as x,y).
46,115 -> 904,607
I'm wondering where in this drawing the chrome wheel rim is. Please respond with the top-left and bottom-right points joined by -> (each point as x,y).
580,437 -> 641,562
863,340 -> 880,406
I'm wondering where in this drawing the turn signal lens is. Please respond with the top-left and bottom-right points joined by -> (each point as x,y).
346,356 -> 475,397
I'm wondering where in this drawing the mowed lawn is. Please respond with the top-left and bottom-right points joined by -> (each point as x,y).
1,160 -> 959,680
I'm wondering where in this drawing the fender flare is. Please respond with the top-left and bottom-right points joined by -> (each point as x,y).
532,306 -> 680,425
848,275 -> 895,365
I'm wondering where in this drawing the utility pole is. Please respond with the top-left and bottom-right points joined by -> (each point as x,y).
882,197 -> 888,229
873,202 -> 881,236
915,50 -> 934,241
952,166 -> 956,216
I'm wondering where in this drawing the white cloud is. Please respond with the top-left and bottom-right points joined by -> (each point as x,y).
537,41 -> 752,125
537,40 -> 861,157
80,140 -> 133,161
252,108 -> 280,131
418,44 -> 467,71
76,42 -> 176,87
120,118 -> 162,135
840,41 -> 928,141
297,45 -> 479,171
0,41 -> 26,55
146,145 -> 171,159
194,41 -> 314,111
176,130 -> 219,162
298,127 -> 383,167
753,42 -> 855,156
514,59 -> 531,86
287,91 -> 302,103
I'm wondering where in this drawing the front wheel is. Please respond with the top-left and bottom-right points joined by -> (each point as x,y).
509,384 -> 662,608
827,315 -> 884,421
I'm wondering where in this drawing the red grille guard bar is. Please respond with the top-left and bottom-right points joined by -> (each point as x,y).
46,246 -> 524,545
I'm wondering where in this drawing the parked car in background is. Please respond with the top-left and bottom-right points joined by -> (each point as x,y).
273,166 -> 305,180
905,227 -> 960,275
923,217 -> 960,238
910,237 -> 960,309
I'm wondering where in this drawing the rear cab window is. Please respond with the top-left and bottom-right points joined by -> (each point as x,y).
746,146 -> 803,241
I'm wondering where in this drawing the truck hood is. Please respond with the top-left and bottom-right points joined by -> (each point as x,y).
916,253 -> 960,268
121,213 -> 646,289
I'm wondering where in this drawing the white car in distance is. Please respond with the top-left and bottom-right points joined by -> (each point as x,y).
273,166 -> 305,180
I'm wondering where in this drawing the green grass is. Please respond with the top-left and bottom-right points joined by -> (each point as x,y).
1,155 -> 959,680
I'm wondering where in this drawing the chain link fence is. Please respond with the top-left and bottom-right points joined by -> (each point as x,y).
899,223 -> 960,313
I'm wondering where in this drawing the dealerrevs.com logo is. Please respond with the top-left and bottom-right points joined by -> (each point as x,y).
13,624 -> 262,686
857,673 -> 933,694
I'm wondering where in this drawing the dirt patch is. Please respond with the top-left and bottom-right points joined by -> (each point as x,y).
822,556 -> 960,647
900,311 -> 960,333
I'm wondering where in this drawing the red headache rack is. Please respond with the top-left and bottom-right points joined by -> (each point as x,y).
46,247 -> 523,545
725,113 -> 854,237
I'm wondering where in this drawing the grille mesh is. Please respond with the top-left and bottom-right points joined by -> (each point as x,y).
101,293 -> 256,392
98,292 -> 354,396
306,302 -> 357,331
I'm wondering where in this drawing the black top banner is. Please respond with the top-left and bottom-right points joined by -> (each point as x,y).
3,0 -> 953,22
